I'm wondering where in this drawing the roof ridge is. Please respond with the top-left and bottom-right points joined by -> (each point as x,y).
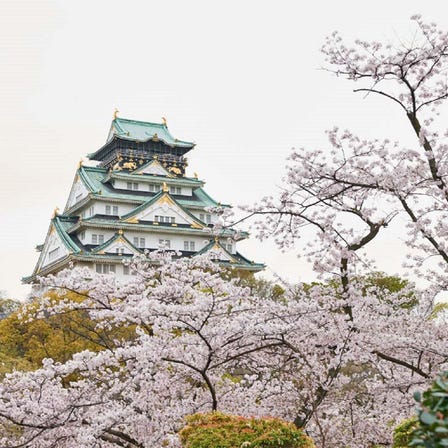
114,117 -> 166,127
92,232 -> 142,254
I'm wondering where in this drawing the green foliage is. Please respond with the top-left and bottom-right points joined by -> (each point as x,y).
179,412 -> 315,448
393,418 -> 419,448
0,290 -> 137,373
360,272 -> 417,309
304,272 -> 416,308
410,371 -> 448,447
221,269 -> 286,301
0,351 -> 34,379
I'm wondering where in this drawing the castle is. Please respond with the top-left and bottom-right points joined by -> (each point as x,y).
25,116 -> 263,282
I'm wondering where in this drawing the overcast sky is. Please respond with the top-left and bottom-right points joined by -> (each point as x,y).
1,0 -> 448,299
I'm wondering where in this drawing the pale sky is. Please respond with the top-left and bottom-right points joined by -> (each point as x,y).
1,0 -> 447,299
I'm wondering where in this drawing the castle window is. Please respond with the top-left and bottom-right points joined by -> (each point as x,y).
105,205 -> 119,215
170,186 -> 181,195
154,215 -> 175,224
127,182 -> 139,190
224,243 -> 233,253
206,214 -> 212,224
79,231 -> 85,241
149,184 -> 160,193
133,237 -> 145,248
95,264 -> 116,274
116,248 -> 124,255
184,241 -> 195,251
158,239 -> 171,249
92,234 -> 104,245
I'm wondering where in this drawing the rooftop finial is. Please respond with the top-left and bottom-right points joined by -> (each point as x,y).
52,207 -> 60,218
113,108 -> 119,119
162,116 -> 167,126
193,172 -> 198,179
78,159 -> 83,168
162,182 -> 169,192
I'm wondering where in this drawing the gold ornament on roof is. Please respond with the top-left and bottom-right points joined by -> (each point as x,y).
193,172 -> 198,179
52,207 -> 60,218
122,161 -> 137,170
113,108 -> 119,119
162,182 -> 169,192
162,117 -> 167,126
78,159 -> 83,168
118,229 -> 123,235
168,166 -> 182,175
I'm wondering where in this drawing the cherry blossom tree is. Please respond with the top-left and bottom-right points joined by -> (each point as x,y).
248,15 -> 448,292
2,16 -> 448,448
241,14 -> 448,445
0,254 -> 289,448
0,253 -> 446,448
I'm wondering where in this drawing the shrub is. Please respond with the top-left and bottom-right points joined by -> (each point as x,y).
393,418 -> 418,448
179,412 -> 315,448
410,371 -> 448,447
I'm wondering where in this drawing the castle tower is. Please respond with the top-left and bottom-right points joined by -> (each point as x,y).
24,117 -> 263,282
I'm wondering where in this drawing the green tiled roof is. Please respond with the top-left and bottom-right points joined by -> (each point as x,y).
103,170 -> 205,188
69,218 -> 240,238
27,216 -> 80,279
109,118 -> 194,148
53,216 -> 82,253
78,166 -> 100,192
76,166 -> 224,209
